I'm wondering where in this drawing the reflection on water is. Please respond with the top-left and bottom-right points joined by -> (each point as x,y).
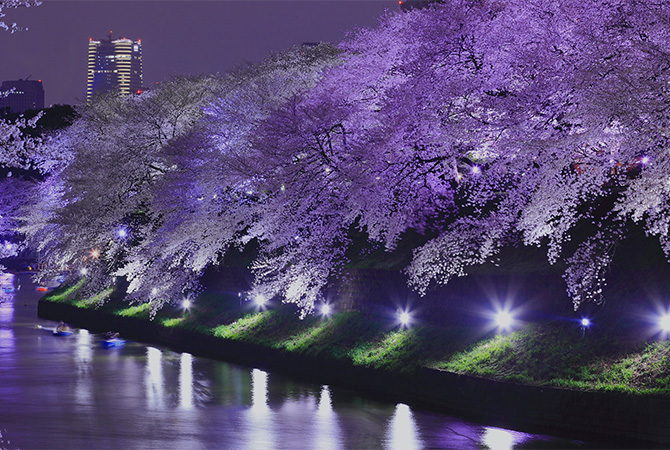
482,427 -> 521,450
0,328 -> 14,357
76,329 -> 92,367
385,403 -> 423,450
0,301 -> 13,323
315,385 -> 341,450
179,352 -> 194,410
146,346 -> 165,409
0,273 -> 17,292
74,329 -> 92,406
0,275 -> 608,450
247,368 -> 274,450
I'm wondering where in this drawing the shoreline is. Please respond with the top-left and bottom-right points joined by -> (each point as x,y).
38,298 -> 670,447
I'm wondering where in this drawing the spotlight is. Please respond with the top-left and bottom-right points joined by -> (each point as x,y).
254,295 -> 267,307
581,318 -> 591,327
182,299 -> 192,310
321,303 -> 332,316
397,310 -> 412,327
495,310 -> 513,330
660,313 -> 670,333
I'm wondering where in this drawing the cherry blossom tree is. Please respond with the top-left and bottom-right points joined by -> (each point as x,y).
114,44 -> 342,312
20,76 -> 224,295
21,0 -> 670,316
240,0 -> 670,312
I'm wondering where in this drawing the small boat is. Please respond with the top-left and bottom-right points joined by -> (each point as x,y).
101,338 -> 126,348
53,329 -> 73,336
36,325 -> 73,336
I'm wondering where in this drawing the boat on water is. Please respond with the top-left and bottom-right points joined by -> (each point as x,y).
53,329 -> 73,336
37,325 -> 74,336
100,338 -> 126,348
37,322 -> 73,336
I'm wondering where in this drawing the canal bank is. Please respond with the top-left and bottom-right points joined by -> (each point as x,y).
38,297 -> 670,447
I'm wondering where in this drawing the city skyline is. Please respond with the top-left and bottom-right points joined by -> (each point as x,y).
0,1 -> 392,107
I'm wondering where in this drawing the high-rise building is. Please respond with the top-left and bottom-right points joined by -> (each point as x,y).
0,79 -> 45,114
87,34 -> 143,101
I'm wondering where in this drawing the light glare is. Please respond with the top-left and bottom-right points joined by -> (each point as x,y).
321,303 -> 331,315
254,295 -> 267,307
398,310 -> 412,327
660,313 -> 670,332
581,317 -> 591,327
495,310 -> 513,330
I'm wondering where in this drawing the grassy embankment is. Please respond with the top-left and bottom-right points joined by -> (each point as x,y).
43,278 -> 670,396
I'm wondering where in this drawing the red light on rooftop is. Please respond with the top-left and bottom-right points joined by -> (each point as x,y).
89,37 -> 93,41
399,1 -> 404,4
38,80 -> 41,83
136,89 -> 143,95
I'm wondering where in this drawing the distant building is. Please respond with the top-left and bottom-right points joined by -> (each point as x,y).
0,79 -> 45,114
87,34 -> 143,101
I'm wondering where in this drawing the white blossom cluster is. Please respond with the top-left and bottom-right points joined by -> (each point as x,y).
0,0 -> 39,33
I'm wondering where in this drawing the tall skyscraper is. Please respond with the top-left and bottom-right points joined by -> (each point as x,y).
87,34 -> 143,101
0,79 -> 45,114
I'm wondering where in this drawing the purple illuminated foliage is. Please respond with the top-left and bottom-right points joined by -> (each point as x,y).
7,0 -> 670,314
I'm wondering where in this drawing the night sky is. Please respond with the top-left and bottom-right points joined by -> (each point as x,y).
0,0 -> 393,107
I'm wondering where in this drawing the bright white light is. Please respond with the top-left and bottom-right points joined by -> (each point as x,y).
482,427 -> 516,450
321,303 -> 332,316
251,368 -> 269,411
90,249 -> 100,259
254,295 -> 267,307
659,313 -> 670,332
398,310 -> 412,327
146,347 -> 165,408
117,228 -> 127,238
179,352 -> 193,410
80,268 -> 88,276
581,318 -> 591,327
151,287 -> 157,296
641,156 -> 650,165
182,299 -> 192,310
495,310 -> 513,330
471,166 -> 481,175
385,403 -> 422,450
